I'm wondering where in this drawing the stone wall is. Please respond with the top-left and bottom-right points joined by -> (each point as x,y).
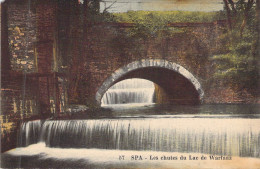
1,0 -> 66,120
4,0 -> 59,73
77,23 -> 216,105
76,22 -> 258,105
2,0 -> 258,109
7,0 -> 37,72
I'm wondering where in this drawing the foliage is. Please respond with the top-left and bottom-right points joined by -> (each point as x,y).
112,11 -> 223,23
213,40 -> 258,91
212,0 -> 258,94
98,4 -> 258,94
109,11 -> 224,38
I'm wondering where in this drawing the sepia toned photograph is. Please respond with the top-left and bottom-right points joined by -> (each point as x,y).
1,0 -> 260,168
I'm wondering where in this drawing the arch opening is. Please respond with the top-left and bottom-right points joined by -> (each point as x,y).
96,59 -> 204,106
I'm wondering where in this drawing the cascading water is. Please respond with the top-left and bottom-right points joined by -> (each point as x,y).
19,120 -> 42,147
101,79 -> 155,105
18,117 -> 260,157
4,105 -> 260,169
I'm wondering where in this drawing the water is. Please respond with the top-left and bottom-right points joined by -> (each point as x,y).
2,104 -> 260,168
17,117 -> 260,157
101,79 -> 155,105
19,120 -> 42,147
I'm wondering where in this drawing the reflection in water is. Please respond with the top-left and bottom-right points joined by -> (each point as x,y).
101,79 -> 155,105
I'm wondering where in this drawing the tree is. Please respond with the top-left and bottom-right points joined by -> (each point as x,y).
213,0 -> 258,96
223,0 -> 255,36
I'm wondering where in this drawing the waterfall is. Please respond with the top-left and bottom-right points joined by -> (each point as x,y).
19,120 -> 43,147
19,118 -> 260,157
101,79 -> 155,105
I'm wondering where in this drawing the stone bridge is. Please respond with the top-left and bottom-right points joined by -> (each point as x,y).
3,0 -> 247,117
2,0 -> 259,154
80,20 -> 222,106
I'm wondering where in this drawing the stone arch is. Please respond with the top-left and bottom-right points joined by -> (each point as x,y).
96,59 -> 204,105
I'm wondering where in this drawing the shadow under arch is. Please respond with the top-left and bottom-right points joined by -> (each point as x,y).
96,59 -> 204,105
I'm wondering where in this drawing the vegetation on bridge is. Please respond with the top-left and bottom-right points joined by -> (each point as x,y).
112,10 -> 224,24
97,10 -> 220,77
108,10 -> 224,37
97,1 -> 259,98
68,0 -> 259,104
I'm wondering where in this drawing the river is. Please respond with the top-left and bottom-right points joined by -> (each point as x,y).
1,104 -> 260,169
1,79 -> 260,168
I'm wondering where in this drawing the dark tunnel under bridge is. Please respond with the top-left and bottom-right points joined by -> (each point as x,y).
96,59 -> 204,105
